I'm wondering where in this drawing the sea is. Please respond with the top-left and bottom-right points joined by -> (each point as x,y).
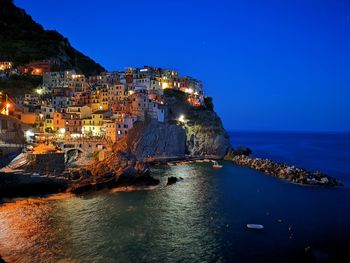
0,131 -> 350,263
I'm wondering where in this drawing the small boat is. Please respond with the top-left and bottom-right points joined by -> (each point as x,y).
246,224 -> 264,230
212,161 -> 223,168
167,162 -> 175,166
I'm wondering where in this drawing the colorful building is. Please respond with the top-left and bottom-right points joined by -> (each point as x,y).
19,60 -> 51,76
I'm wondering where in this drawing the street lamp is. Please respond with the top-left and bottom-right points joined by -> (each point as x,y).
178,114 -> 185,123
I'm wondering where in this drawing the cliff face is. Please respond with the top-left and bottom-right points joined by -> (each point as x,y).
124,90 -> 231,160
127,121 -> 186,159
0,0 -> 105,75
183,110 -> 230,157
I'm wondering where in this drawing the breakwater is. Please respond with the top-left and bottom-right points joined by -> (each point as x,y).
226,155 -> 342,186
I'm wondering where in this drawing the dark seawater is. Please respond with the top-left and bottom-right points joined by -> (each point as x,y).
1,132 -> 350,263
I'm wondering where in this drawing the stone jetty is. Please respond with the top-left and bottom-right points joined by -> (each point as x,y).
226,155 -> 342,186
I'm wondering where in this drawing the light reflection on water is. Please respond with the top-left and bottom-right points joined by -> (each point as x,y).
0,164 -> 223,262
1,162 -> 350,262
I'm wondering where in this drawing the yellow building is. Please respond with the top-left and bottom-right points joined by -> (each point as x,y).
0,61 -> 12,71
82,113 -> 104,136
104,121 -> 117,142
99,86 -> 109,110
67,105 -> 92,119
89,90 -> 105,112
44,119 -> 54,132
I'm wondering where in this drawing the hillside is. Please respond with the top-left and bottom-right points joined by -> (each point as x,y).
0,0 -> 105,75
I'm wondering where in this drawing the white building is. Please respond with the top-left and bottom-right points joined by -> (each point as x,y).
52,96 -> 71,109
43,70 -> 76,88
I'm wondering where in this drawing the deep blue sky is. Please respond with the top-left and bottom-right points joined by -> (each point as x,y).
16,0 -> 350,132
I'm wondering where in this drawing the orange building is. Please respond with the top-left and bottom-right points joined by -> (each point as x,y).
19,113 -> 36,125
53,112 -> 66,132
0,61 -> 13,71
19,60 -> 51,76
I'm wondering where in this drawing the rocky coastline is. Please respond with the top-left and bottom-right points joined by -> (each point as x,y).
0,89 -> 343,200
225,154 -> 342,186
0,170 -> 70,199
0,143 -> 159,199
66,146 -> 159,194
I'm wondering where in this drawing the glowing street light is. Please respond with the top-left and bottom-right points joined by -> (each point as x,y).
162,82 -> 169,89
178,114 -> 185,123
36,89 -> 43,95
3,103 -> 11,116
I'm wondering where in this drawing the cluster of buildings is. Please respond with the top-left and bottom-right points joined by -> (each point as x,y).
1,65 -> 205,144
0,60 -> 52,78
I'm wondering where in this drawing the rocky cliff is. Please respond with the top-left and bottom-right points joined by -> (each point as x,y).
126,120 -> 186,159
67,139 -> 159,194
71,89 -> 231,193
166,90 -> 231,157
126,89 -> 231,160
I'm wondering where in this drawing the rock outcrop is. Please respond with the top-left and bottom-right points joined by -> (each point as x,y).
126,90 -> 231,160
165,89 -> 231,158
127,120 -> 186,159
67,141 -> 159,194
0,171 -> 69,198
167,176 -> 183,185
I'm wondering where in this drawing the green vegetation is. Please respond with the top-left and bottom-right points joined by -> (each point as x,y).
204,96 -> 214,111
0,0 -> 105,75
0,74 -> 42,97
164,88 -> 187,102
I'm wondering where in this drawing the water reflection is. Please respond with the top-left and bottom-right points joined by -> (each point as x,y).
0,197 -> 76,262
0,164 -> 225,262
1,162 -> 350,262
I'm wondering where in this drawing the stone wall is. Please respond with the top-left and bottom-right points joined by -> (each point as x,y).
27,152 -> 65,175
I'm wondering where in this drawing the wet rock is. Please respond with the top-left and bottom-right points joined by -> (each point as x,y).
65,149 -> 80,164
68,144 -> 160,195
0,171 -> 70,198
167,176 -> 179,185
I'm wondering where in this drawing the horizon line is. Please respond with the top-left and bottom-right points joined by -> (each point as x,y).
227,129 -> 350,134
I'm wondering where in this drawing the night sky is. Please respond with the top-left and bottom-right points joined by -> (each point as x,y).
15,0 -> 350,132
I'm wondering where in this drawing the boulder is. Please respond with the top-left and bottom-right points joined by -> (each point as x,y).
167,176 -> 179,185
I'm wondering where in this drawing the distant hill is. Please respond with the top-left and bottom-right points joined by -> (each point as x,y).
0,0 -> 105,76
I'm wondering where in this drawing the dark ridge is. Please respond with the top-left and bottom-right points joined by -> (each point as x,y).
0,0 -> 105,75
